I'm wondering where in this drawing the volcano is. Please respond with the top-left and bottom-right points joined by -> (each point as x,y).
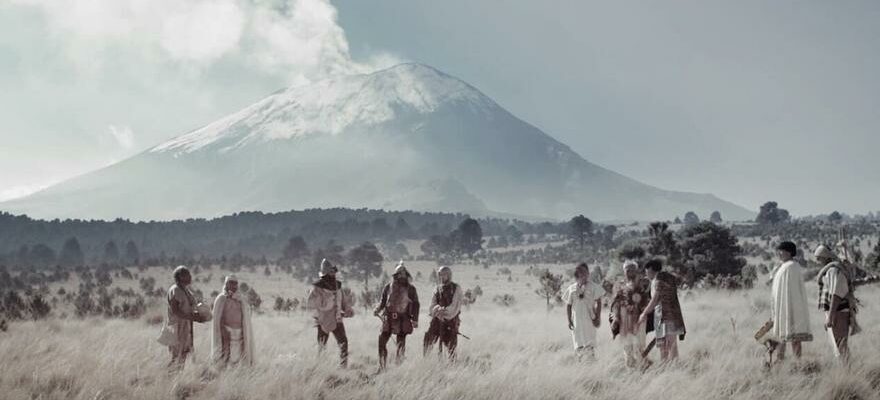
1,63 -> 754,221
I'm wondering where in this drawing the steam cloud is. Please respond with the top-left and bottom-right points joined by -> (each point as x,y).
11,0 -> 397,84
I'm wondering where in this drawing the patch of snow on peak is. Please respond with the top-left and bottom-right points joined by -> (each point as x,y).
151,63 -> 494,155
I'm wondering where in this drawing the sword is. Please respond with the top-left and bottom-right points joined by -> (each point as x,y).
641,338 -> 656,359
637,337 -> 657,370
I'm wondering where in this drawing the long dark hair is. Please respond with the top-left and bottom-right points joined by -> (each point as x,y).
173,266 -> 190,284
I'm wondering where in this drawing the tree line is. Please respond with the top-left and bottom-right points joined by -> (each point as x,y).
0,209 -> 568,270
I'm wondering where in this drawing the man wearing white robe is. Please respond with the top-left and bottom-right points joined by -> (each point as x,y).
770,241 -> 812,360
212,275 -> 255,366
562,263 -> 604,360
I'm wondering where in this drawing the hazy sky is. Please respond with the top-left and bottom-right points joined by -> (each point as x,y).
1,0 -> 878,216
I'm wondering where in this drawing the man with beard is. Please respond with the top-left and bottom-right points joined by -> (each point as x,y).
307,259 -> 355,367
423,266 -> 464,359
374,262 -> 420,369
211,275 -> 255,367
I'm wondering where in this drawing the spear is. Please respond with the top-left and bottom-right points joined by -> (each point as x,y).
838,227 -> 851,263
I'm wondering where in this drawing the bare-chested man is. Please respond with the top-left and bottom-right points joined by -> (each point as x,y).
212,275 -> 255,366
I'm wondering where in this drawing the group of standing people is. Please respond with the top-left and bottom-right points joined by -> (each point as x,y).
567,239 -> 866,369
161,260 -> 464,371
163,266 -> 255,369
564,258 -> 686,369
161,240 -> 868,371
769,241 -> 864,363
306,259 -> 463,369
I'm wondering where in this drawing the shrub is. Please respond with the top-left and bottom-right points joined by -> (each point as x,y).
492,294 -> 516,307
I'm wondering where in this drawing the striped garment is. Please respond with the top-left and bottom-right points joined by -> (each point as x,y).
816,261 -> 850,311
653,271 -> 686,336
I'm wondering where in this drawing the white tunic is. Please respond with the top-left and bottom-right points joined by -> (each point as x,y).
562,282 -> 605,349
770,260 -> 812,342
824,267 -> 850,299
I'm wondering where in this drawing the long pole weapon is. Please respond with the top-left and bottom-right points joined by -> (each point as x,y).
838,227 -> 851,263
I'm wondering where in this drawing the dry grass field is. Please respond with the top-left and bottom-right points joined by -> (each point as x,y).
2,258 -> 880,400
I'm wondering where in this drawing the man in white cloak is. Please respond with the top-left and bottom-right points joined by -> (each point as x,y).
212,275 -> 255,366
770,241 -> 812,360
562,262 -> 604,360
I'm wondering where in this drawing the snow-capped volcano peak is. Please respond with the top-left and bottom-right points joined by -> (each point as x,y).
4,62 -> 756,222
151,63 -> 493,155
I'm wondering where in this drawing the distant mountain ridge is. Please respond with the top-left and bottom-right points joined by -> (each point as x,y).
1,63 -> 755,222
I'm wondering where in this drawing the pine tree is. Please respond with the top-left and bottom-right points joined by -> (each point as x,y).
103,241 -> 120,264
346,242 -> 384,287
59,237 -> 85,267
568,215 -> 593,250
454,218 -> 483,256
756,201 -> 791,224
678,221 -> 746,281
282,236 -> 310,265
124,240 -> 140,266
683,212 -> 701,226
28,244 -> 56,268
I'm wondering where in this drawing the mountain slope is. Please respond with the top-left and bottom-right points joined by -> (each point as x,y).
1,63 -> 754,222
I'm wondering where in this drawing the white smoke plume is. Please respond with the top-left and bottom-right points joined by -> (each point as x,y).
108,125 -> 136,150
11,0 -> 397,84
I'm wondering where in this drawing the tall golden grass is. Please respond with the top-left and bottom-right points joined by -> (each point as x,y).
1,261 -> 879,400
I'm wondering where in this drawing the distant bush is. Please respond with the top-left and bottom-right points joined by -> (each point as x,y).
2,290 -> 26,320
247,288 -> 262,311
463,286 -> 483,308
28,294 -> 51,320
492,293 -> 516,307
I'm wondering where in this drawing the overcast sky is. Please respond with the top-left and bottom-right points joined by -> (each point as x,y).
1,0 -> 878,216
